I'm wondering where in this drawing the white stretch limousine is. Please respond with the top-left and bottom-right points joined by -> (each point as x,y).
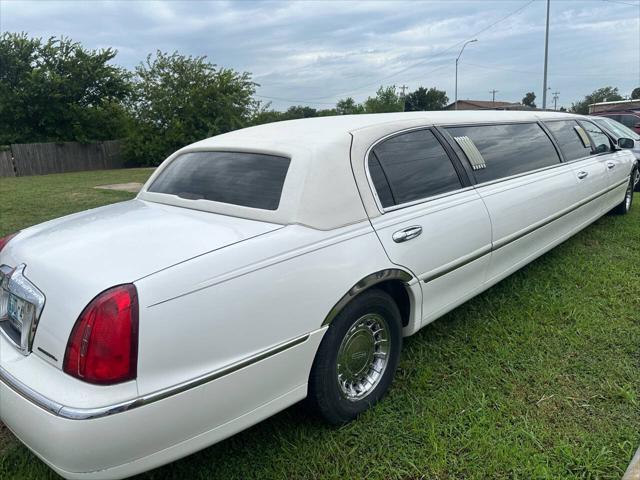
0,111 -> 636,479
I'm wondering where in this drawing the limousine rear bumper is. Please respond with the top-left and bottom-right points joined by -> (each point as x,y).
0,328 -> 326,479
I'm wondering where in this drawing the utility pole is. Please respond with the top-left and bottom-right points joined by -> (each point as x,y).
552,91 -> 560,110
542,0 -> 550,110
489,89 -> 499,105
399,84 -> 408,111
455,39 -> 477,110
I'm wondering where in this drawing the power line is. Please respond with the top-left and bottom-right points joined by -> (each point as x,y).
463,61 -> 627,78
253,94 -> 336,106
256,62 -> 452,106
600,0 -> 640,7
256,0 -> 536,104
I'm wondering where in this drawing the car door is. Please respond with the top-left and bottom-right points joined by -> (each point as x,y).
578,120 -> 634,210
365,128 -> 492,325
443,122 -> 579,283
544,119 -> 610,221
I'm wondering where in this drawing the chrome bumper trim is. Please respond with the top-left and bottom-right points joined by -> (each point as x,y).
0,333 -> 310,420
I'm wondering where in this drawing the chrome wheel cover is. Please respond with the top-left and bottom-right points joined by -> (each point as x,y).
625,181 -> 633,210
336,313 -> 390,402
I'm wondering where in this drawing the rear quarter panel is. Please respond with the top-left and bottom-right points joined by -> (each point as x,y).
133,222 -> 411,396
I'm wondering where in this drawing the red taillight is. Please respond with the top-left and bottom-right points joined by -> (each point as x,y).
63,284 -> 138,385
0,232 -> 18,253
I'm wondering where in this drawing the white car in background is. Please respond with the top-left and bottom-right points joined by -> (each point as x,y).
0,111 -> 636,479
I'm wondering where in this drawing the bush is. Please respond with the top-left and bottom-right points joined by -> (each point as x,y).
124,51 -> 257,166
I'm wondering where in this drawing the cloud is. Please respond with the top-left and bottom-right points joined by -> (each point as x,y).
1,0 -> 638,109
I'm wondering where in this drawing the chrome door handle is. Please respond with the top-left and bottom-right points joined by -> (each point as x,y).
392,226 -> 422,243
577,171 -> 589,179
606,161 -> 616,169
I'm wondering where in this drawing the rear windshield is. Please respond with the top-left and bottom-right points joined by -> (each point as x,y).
148,151 -> 290,210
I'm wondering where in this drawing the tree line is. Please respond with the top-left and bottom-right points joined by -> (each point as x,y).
0,33 -> 450,166
253,85 -> 449,123
1,33 -> 638,166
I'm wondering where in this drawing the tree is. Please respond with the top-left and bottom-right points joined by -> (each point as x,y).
281,105 -> 318,119
336,97 -> 364,115
251,109 -> 285,125
364,86 -> 403,113
522,92 -> 536,108
250,100 -> 285,125
631,87 -> 640,100
570,86 -> 623,114
317,108 -> 338,117
126,50 -> 256,166
404,87 -> 448,111
0,32 -> 131,144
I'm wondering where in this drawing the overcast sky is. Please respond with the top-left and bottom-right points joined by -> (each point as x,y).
1,0 -> 639,110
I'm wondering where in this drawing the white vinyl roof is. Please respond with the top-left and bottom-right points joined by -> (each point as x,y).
138,111 -> 587,230
186,110 -> 582,151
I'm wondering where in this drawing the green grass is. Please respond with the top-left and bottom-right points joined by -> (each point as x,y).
0,168 -> 154,237
1,170 -> 639,479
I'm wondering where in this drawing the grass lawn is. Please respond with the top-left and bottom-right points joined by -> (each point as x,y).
1,169 -> 639,479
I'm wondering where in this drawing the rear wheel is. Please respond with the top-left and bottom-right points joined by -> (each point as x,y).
612,170 -> 635,215
308,289 -> 402,425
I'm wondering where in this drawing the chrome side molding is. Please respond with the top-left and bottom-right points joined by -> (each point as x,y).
0,333 -> 310,420
322,269 -> 413,326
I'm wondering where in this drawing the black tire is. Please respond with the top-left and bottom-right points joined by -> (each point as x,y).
634,163 -> 640,192
612,170 -> 635,215
308,288 -> 402,425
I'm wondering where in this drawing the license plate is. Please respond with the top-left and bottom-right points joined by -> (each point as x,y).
7,293 -> 28,331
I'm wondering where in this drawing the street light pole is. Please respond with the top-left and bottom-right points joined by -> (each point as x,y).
455,39 -> 477,110
542,0 -> 550,110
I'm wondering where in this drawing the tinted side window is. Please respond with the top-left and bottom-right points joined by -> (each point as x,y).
545,120 -> 592,161
148,151 -> 290,210
579,121 -> 611,154
446,123 -> 560,183
369,129 -> 462,207
368,153 -> 395,208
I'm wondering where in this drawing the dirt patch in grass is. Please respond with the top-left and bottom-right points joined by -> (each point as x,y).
94,182 -> 143,193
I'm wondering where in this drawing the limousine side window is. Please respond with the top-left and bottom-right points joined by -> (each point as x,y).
446,123 -> 560,184
369,129 -> 462,208
578,121 -> 612,154
544,120 -> 592,161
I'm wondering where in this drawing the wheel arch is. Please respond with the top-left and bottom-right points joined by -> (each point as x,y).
322,269 -> 418,330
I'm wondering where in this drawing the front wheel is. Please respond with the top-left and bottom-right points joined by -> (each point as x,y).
308,288 -> 402,425
612,171 -> 635,215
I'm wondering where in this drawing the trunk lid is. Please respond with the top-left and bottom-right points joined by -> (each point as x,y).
0,199 -> 281,364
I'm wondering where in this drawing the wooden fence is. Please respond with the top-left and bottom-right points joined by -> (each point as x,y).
0,140 -> 124,177
0,150 -> 14,177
